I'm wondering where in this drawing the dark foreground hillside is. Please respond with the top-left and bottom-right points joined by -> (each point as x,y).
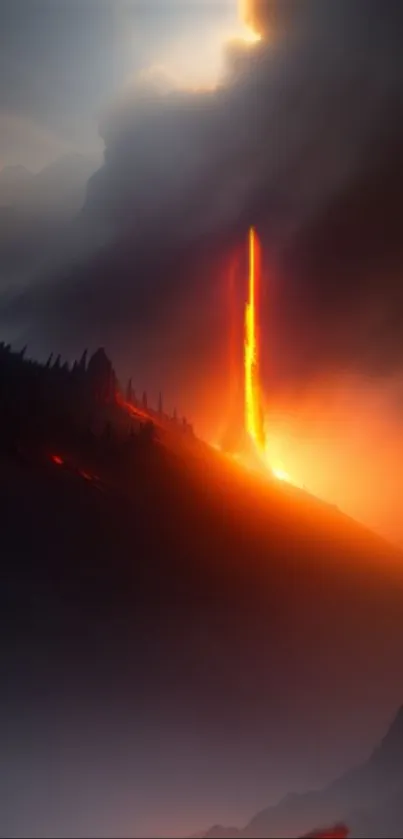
2,425 -> 403,837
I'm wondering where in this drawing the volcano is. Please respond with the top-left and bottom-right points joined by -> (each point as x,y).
2,360 -> 403,837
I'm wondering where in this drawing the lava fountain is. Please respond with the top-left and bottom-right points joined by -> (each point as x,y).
216,225 -> 295,486
244,227 -> 265,451
243,227 -> 295,485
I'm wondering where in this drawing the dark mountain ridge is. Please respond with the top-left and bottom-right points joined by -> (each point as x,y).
202,705 -> 403,839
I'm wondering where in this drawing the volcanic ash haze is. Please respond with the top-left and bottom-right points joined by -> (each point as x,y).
3,0 -> 403,542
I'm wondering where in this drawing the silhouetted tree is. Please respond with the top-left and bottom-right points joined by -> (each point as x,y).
0,341 -> 195,460
79,349 -> 88,372
87,348 -> 116,403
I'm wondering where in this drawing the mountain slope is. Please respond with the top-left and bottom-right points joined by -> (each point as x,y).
203,705 -> 403,839
2,430 -> 403,837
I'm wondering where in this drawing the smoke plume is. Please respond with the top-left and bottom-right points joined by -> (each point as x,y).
3,1 -> 403,538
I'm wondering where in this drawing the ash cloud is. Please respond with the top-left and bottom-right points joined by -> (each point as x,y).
3,0 -> 403,407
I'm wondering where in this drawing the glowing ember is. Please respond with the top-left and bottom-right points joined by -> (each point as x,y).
51,455 -> 64,466
242,227 -> 299,488
244,226 -> 265,451
117,395 -> 151,424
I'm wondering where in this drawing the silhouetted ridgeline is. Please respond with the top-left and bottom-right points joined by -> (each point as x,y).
201,706 -> 403,838
0,341 -> 194,454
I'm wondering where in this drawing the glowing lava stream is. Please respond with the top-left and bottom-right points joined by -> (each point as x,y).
243,228 -> 294,485
244,226 -> 265,451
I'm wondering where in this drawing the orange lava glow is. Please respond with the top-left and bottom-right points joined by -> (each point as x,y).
117,395 -> 151,424
51,454 -> 64,466
272,466 -> 291,483
242,228 -> 301,488
244,226 -> 265,451
261,376 -> 403,545
214,229 -> 403,544
302,826 -> 349,839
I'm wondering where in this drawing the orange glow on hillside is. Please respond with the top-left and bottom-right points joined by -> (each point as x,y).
272,466 -> 291,483
228,251 -> 242,418
244,226 -> 265,450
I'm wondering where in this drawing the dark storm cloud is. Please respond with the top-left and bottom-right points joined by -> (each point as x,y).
4,0 -> 403,399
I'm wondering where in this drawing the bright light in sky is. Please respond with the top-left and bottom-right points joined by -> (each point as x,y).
143,0 -> 262,93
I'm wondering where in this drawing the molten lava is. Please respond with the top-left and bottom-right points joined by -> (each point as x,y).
238,0 -> 262,43
51,454 -> 64,466
244,226 -> 265,451
272,466 -> 291,483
